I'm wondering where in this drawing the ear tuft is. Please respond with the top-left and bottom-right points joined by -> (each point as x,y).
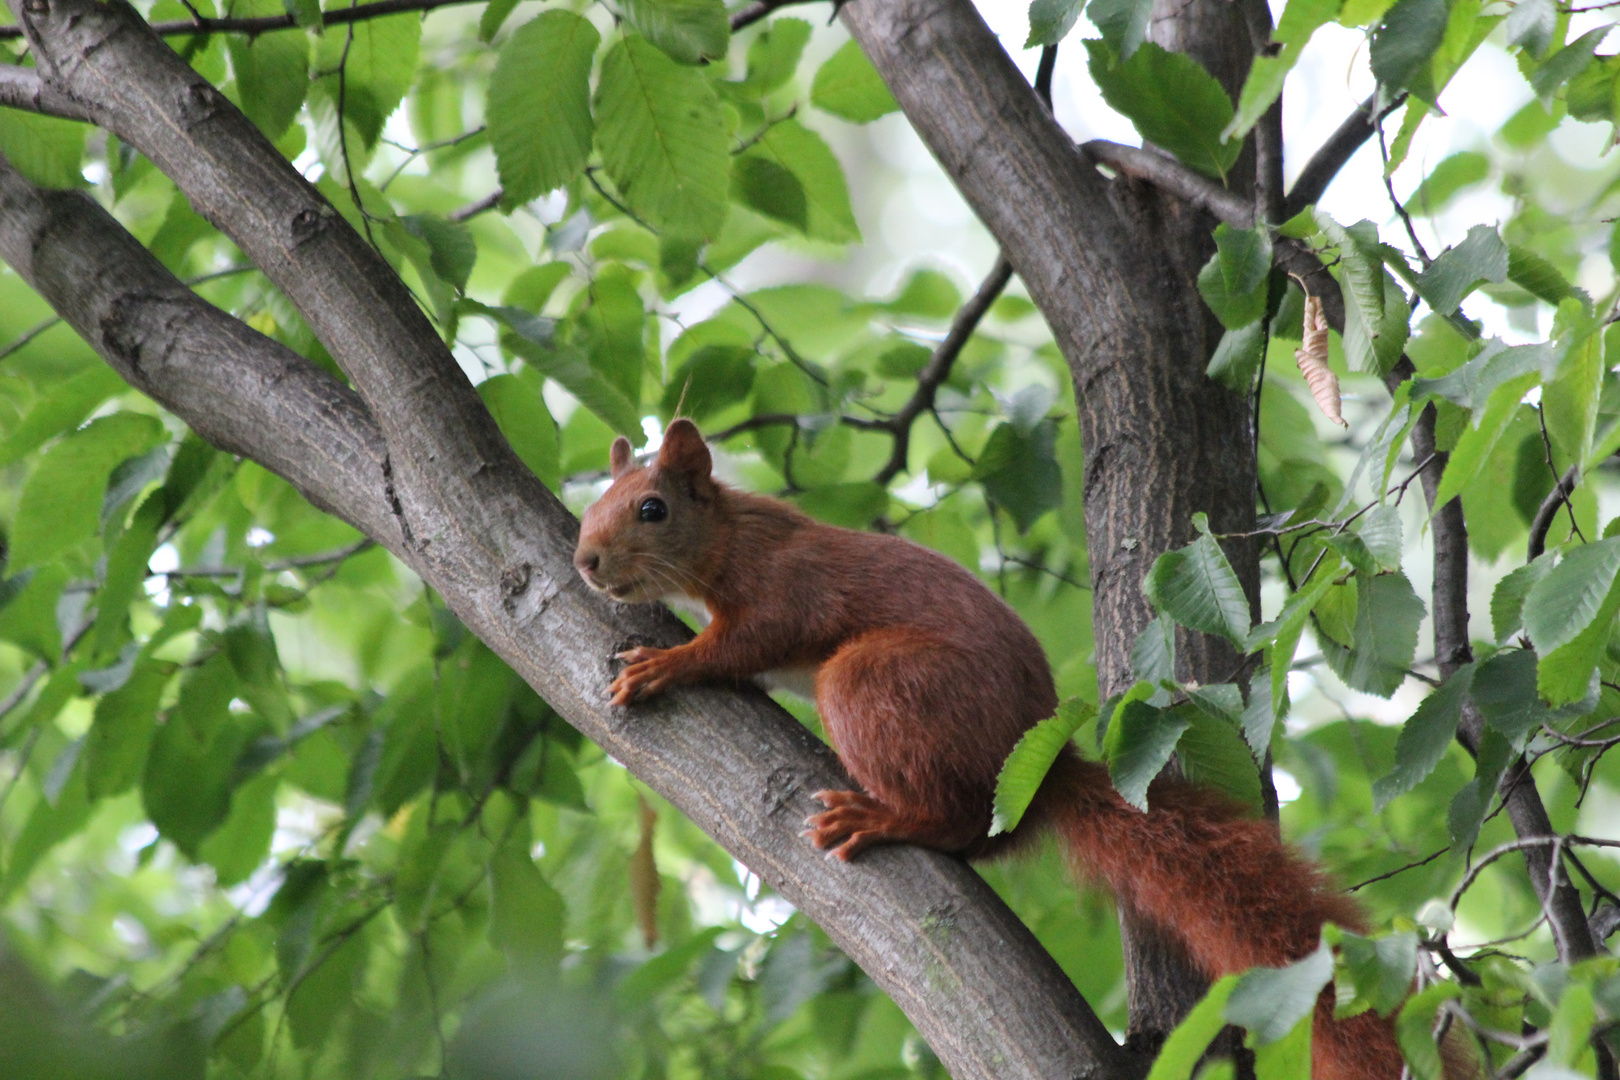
658,419 -> 714,491
609,437 -> 635,479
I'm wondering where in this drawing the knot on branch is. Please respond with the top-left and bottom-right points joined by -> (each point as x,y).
176,82 -> 223,127
100,291 -> 189,374
499,561 -> 532,611
763,764 -> 802,815
290,205 -> 331,246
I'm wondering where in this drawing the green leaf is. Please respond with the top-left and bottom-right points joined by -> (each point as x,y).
503,339 -> 642,441
1342,267 -> 1410,376
1369,0 -> 1451,93
1104,700 -> 1191,810
479,372 -> 560,489
661,344 -> 757,421
1523,536 -> 1620,655
1026,0 -> 1085,47
1131,613 -> 1178,688
1493,554 -> 1554,642
489,824 -> 566,965
747,119 -> 860,244
738,18 -> 811,93
1371,663 -> 1472,808
1530,26 -> 1608,98
1197,224 -> 1273,329
1501,0 -> 1556,57
1225,938 -> 1334,1043
1226,0 -> 1342,140
1086,0 -> 1155,58
0,365 -> 126,469
1410,339 -> 1549,412
1415,224 -> 1509,315
197,771 -> 277,887
1407,151 -> 1488,214
1249,560 -> 1340,716
1176,710 -> 1262,811
85,659 -> 177,801
488,11 -> 600,206
1205,322 -> 1266,392
1506,246 -> 1579,307
479,0 -> 521,40
227,0 -> 310,139
1085,41 -> 1241,180
810,39 -> 899,123
398,215 -> 476,292
141,655 -> 247,857
578,264 -> 648,408
621,0 -> 729,64
991,699 -> 1094,834
312,13 -> 420,148
1395,982 -> 1461,1080
1334,570 -> 1425,698
0,111 -> 86,189
731,156 -> 808,231
791,482 -> 888,528
91,495 -> 163,658
974,420 -> 1063,533
1432,370 -> 1539,509
1142,525 -> 1251,648
1470,647 -> 1568,744
10,412 -> 166,571
1314,214 -> 1385,325
1146,975 -> 1240,1080
596,36 -> 731,238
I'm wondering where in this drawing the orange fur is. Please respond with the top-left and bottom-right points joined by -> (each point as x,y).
574,420 -> 1404,1078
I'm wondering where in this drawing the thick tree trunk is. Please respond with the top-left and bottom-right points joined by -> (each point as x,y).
840,0 -> 1260,1049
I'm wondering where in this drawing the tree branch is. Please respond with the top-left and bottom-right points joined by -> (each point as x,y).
873,255 -> 1012,485
729,0 -> 823,31
0,64 -> 93,122
1083,140 -> 1255,225
0,3 -> 1129,1076
1527,464 -> 1580,561
0,0 -> 478,40
1283,94 -> 1404,219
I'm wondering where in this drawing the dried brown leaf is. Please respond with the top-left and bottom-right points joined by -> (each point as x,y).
1295,293 -> 1346,428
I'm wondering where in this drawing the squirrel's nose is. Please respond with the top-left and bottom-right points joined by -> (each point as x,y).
576,551 -> 600,573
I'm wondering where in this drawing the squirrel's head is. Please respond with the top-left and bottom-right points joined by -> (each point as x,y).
573,418 -> 720,604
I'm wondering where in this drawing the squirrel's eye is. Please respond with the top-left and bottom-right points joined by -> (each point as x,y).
639,497 -> 669,523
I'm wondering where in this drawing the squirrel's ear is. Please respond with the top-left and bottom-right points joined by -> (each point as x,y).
658,419 -> 714,492
608,437 -> 635,479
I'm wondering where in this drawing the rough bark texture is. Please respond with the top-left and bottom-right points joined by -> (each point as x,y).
0,2 -> 1138,1077
839,0 -> 1259,1047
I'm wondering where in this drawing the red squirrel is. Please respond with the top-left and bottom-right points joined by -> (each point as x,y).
573,419 -> 1404,1080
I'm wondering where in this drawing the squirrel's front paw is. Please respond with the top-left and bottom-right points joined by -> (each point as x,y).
609,646 -> 672,706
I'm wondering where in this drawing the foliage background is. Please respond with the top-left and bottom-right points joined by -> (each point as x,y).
0,0 -> 1618,1075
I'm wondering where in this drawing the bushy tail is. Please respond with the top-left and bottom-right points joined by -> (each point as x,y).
1036,750 -> 1404,1080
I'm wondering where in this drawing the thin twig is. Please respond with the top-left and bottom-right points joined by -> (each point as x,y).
1284,93 -> 1407,219
728,0 -> 822,31
1527,463 -> 1579,560
0,0 -> 480,39
1348,845 -> 1448,891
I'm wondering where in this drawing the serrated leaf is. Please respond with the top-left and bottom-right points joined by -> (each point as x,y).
1176,710 -> 1262,811
1085,40 -> 1242,180
738,18 -> 811,93
1470,647 -> 1566,744
488,11 -> 599,205
1493,553 -> 1554,642
398,215 -> 476,292
1416,224 -> 1509,315
1358,504 -> 1403,572
1530,26 -> 1608,98
1369,0 -> 1451,93
1337,570 -> 1425,698
621,0 -> 729,64
1342,268 -> 1410,375
596,36 -> 730,238
733,156 -> 808,229
1104,700 -> 1190,810
311,13 -> 420,148
503,337 -> 644,440
991,699 -> 1094,834
1372,664 -> 1472,808
1226,939 -> 1334,1043
1523,536 -> 1620,655
1197,224 -> 1272,329
85,659 -> 176,801
1335,930 -> 1418,1018
810,39 -> 899,123
974,420 -> 1063,532
1410,339 -> 1549,412
1027,0 -> 1084,47
10,412 -> 167,571
1131,614 -> 1177,687
746,119 -> 860,243
661,344 -> 756,421
1502,0 -> 1556,57
1206,322 -> 1266,392
1249,561 -> 1341,715
1432,370 -> 1539,509
1143,531 -> 1251,648
1543,326 -> 1602,471
227,0 -> 310,139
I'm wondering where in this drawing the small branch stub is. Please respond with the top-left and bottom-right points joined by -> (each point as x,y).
1295,293 -> 1346,428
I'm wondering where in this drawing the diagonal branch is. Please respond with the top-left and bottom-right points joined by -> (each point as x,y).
1283,94 -> 1405,219
0,64 -> 93,122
